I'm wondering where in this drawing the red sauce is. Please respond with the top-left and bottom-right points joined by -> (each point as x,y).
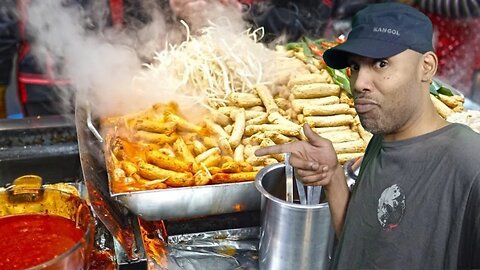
0,214 -> 84,270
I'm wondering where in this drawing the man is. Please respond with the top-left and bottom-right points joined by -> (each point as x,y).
256,3 -> 480,269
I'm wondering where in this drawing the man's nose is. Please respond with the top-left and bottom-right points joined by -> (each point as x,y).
352,68 -> 372,94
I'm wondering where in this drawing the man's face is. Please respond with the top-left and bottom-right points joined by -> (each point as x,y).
348,49 -> 423,135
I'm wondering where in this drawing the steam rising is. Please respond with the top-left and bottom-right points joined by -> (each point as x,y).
24,0 -> 250,117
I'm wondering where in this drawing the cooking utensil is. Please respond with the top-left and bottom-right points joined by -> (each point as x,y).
86,102 -> 103,143
295,178 -> 307,205
285,159 -> 321,205
284,153 -> 294,203
256,163 -> 334,270
77,101 -> 261,221
307,186 -> 322,205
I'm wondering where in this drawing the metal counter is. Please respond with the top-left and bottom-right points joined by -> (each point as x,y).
0,115 -> 80,184
0,114 -> 261,270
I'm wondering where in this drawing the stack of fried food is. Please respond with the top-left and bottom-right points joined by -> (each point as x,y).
103,47 -> 374,193
103,103 -> 264,193
269,45 -> 371,163
430,93 -> 465,119
103,74 -> 370,193
213,74 -> 370,167
287,72 -> 370,164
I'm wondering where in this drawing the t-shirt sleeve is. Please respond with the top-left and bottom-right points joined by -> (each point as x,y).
458,172 -> 480,269
351,135 -> 382,193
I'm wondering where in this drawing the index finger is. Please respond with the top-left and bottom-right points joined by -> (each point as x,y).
254,143 -> 294,157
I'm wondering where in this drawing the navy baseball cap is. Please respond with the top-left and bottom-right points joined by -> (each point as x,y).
323,3 -> 434,69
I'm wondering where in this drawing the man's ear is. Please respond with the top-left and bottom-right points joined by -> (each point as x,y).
421,52 -> 438,83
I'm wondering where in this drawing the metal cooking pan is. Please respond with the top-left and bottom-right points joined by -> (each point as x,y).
76,101 -> 260,221
75,100 -> 146,262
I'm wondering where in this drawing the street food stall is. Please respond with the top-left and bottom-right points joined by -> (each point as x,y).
1,19 -> 480,270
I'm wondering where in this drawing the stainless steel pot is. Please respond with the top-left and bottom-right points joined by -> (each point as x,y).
255,163 -> 334,270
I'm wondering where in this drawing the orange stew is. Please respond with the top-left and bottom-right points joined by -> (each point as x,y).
0,214 -> 84,270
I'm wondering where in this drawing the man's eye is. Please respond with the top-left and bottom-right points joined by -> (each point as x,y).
374,60 -> 388,68
349,63 -> 359,71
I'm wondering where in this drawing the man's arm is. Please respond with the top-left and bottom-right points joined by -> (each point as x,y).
326,165 -> 351,237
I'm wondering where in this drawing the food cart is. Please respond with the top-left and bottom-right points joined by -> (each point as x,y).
1,16 -> 479,269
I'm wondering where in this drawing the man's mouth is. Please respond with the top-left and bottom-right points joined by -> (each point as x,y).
354,99 -> 377,114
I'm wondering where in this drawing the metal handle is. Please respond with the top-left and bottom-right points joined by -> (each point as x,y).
306,186 -> 322,205
86,102 -> 104,143
284,153 -> 294,203
295,178 -> 307,205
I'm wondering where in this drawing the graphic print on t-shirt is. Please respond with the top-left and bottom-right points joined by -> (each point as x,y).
377,184 -> 406,230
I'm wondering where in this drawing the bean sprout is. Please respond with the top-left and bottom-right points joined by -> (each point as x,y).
133,20 -> 278,109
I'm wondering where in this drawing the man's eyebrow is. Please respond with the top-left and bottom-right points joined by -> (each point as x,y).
372,57 -> 388,61
347,58 -> 358,65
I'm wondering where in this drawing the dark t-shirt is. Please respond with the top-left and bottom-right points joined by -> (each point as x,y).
332,123 -> 480,269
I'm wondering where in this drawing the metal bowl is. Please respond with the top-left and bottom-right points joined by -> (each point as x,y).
0,181 -> 94,270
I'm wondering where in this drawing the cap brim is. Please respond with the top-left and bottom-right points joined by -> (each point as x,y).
323,38 -> 408,69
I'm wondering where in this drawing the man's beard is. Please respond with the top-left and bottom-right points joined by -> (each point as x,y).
359,113 -> 406,136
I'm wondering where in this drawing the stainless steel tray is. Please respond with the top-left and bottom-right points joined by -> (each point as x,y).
76,101 -> 261,221
112,182 -> 260,221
